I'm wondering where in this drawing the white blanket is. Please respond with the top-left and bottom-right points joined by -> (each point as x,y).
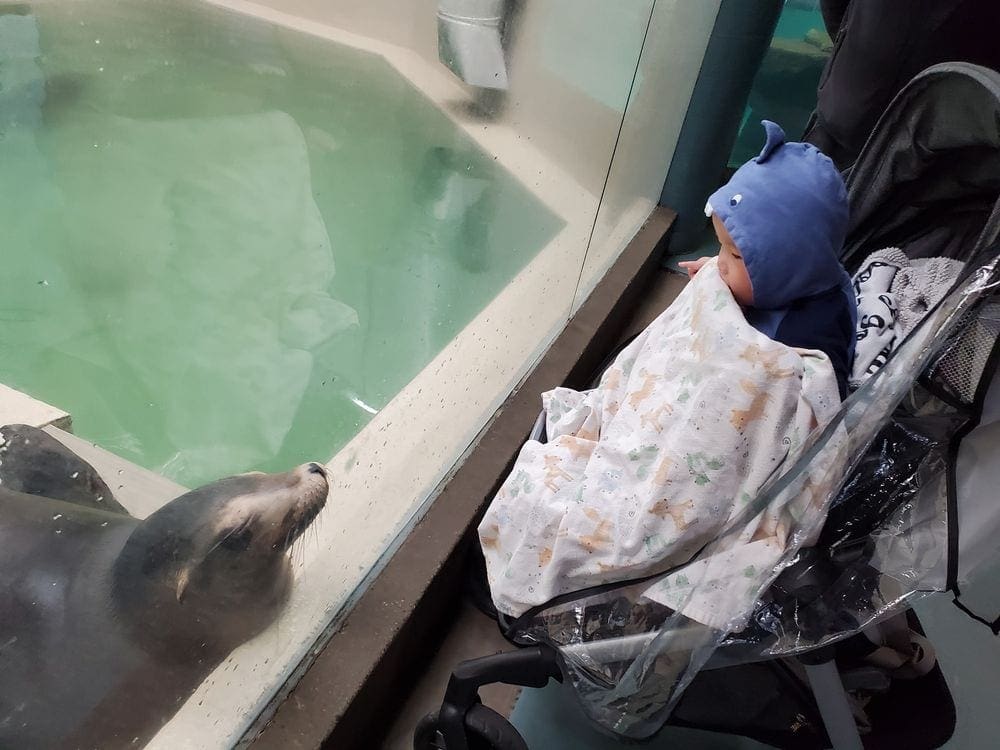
479,260 -> 843,629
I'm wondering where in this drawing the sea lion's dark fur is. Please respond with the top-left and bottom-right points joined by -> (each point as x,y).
0,425 -> 328,749
0,424 -> 127,514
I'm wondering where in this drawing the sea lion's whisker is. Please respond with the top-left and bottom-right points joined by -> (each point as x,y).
206,520 -> 252,556
291,536 -> 307,569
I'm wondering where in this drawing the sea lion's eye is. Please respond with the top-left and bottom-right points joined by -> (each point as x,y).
220,528 -> 253,552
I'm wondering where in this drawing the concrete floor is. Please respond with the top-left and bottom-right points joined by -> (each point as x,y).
382,602 -> 519,750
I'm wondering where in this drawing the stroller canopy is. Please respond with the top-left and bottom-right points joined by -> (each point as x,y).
844,62 -> 1000,265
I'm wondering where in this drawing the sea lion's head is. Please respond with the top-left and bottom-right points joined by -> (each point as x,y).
111,463 -> 328,657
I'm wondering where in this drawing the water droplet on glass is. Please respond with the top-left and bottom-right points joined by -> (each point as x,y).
71,472 -> 79,479
37,280 -> 49,286
55,529 -> 62,534
52,514 -> 62,520
117,469 -> 124,475
101,522 -> 108,527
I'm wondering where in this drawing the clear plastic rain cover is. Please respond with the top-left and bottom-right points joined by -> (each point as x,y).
501,247 -> 1000,739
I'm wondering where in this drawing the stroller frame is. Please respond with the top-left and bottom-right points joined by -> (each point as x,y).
415,62 -> 1000,750
417,626 -> 890,750
416,401 -> 955,749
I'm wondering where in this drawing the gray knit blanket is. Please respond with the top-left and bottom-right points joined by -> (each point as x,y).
851,248 -> 964,387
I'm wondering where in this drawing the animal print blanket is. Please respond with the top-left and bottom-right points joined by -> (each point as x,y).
479,260 -> 843,629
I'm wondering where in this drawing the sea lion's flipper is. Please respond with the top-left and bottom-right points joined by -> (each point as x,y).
0,425 -> 129,514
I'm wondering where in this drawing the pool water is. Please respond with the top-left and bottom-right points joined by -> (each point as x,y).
0,0 -> 561,487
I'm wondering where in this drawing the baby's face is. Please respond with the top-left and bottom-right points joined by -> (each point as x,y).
712,215 -> 754,306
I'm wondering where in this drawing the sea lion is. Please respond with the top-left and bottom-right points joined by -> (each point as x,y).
0,426 -> 328,749
0,424 -> 127,514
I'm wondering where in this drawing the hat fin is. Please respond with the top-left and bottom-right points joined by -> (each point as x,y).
757,120 -> 785,163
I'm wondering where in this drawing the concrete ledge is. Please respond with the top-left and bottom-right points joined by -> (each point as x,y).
0,385 -> 183,519
0,383 -> 72,432
247,206 -> 676,750
0,382 -> 184,517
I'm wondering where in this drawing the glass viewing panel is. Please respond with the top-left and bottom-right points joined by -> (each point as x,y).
0,0 -> 720,746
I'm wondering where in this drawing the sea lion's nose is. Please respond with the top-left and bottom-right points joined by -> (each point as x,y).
307,462 -> 327,478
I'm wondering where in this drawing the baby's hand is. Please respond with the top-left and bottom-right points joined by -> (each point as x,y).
678,256 -> 712,280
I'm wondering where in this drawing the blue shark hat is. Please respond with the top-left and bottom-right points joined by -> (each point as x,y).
706,121 -> 851,315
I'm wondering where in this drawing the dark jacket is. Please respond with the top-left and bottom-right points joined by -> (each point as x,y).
807,0 -> 1000,170
767,285 -> 855,399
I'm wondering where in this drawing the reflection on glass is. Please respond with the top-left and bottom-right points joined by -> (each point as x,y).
728,1 -> 830,167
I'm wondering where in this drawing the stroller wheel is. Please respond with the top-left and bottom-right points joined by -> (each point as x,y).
413,704 -> 528,750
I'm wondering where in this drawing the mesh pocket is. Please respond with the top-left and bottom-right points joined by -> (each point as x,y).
927,300 -> 1000,404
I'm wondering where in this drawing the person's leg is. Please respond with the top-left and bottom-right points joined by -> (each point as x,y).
804,0 -> 998,170
805,0 -> 919,169
819,0 -> 851,41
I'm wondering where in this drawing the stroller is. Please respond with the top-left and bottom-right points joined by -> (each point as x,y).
414,63 -> 1000,750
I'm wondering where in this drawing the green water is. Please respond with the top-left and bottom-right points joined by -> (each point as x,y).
0,0 -> 562,487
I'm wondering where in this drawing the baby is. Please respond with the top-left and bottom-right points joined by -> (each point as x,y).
680,121 -> 857,398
